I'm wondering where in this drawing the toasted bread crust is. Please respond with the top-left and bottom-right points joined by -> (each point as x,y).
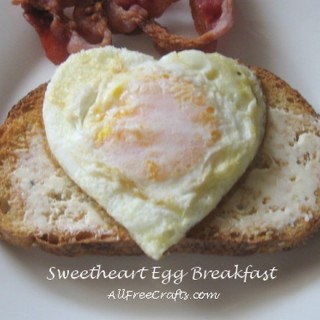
1,68 -> 320,257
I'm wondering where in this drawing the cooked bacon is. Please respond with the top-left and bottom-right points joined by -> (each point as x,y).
13,0 -> 113,64
142,0 -> 234,52
105,1 -> 148,34
18,3 -> 71,64
111,0 -> 178,18
12,0 -> 234,64
72,1 -> 109,44
190,0 -> 234,37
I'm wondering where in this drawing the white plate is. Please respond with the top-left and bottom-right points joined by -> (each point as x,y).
1,1 -> 320,319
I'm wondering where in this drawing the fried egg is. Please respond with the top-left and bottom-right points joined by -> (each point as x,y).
43,47 -> 266,259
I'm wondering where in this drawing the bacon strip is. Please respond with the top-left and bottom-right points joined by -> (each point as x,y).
142,0 -> 234,52
13,0 -> 113,64
12,0 -> 234,64
105,1 -> 148,34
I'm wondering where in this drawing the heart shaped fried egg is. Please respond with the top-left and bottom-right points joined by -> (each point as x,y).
43,47 -> 266,259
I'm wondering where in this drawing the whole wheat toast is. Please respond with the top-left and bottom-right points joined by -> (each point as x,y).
1,67 -> 320,257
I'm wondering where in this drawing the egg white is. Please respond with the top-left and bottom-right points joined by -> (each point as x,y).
43,47 -> 266,259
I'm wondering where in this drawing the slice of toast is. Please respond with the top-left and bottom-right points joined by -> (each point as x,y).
1,67 -> 320,257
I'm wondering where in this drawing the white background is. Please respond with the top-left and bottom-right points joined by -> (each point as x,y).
1,1 -> 320,319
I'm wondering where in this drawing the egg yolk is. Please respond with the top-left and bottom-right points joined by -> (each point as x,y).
93,73 -> 219,183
